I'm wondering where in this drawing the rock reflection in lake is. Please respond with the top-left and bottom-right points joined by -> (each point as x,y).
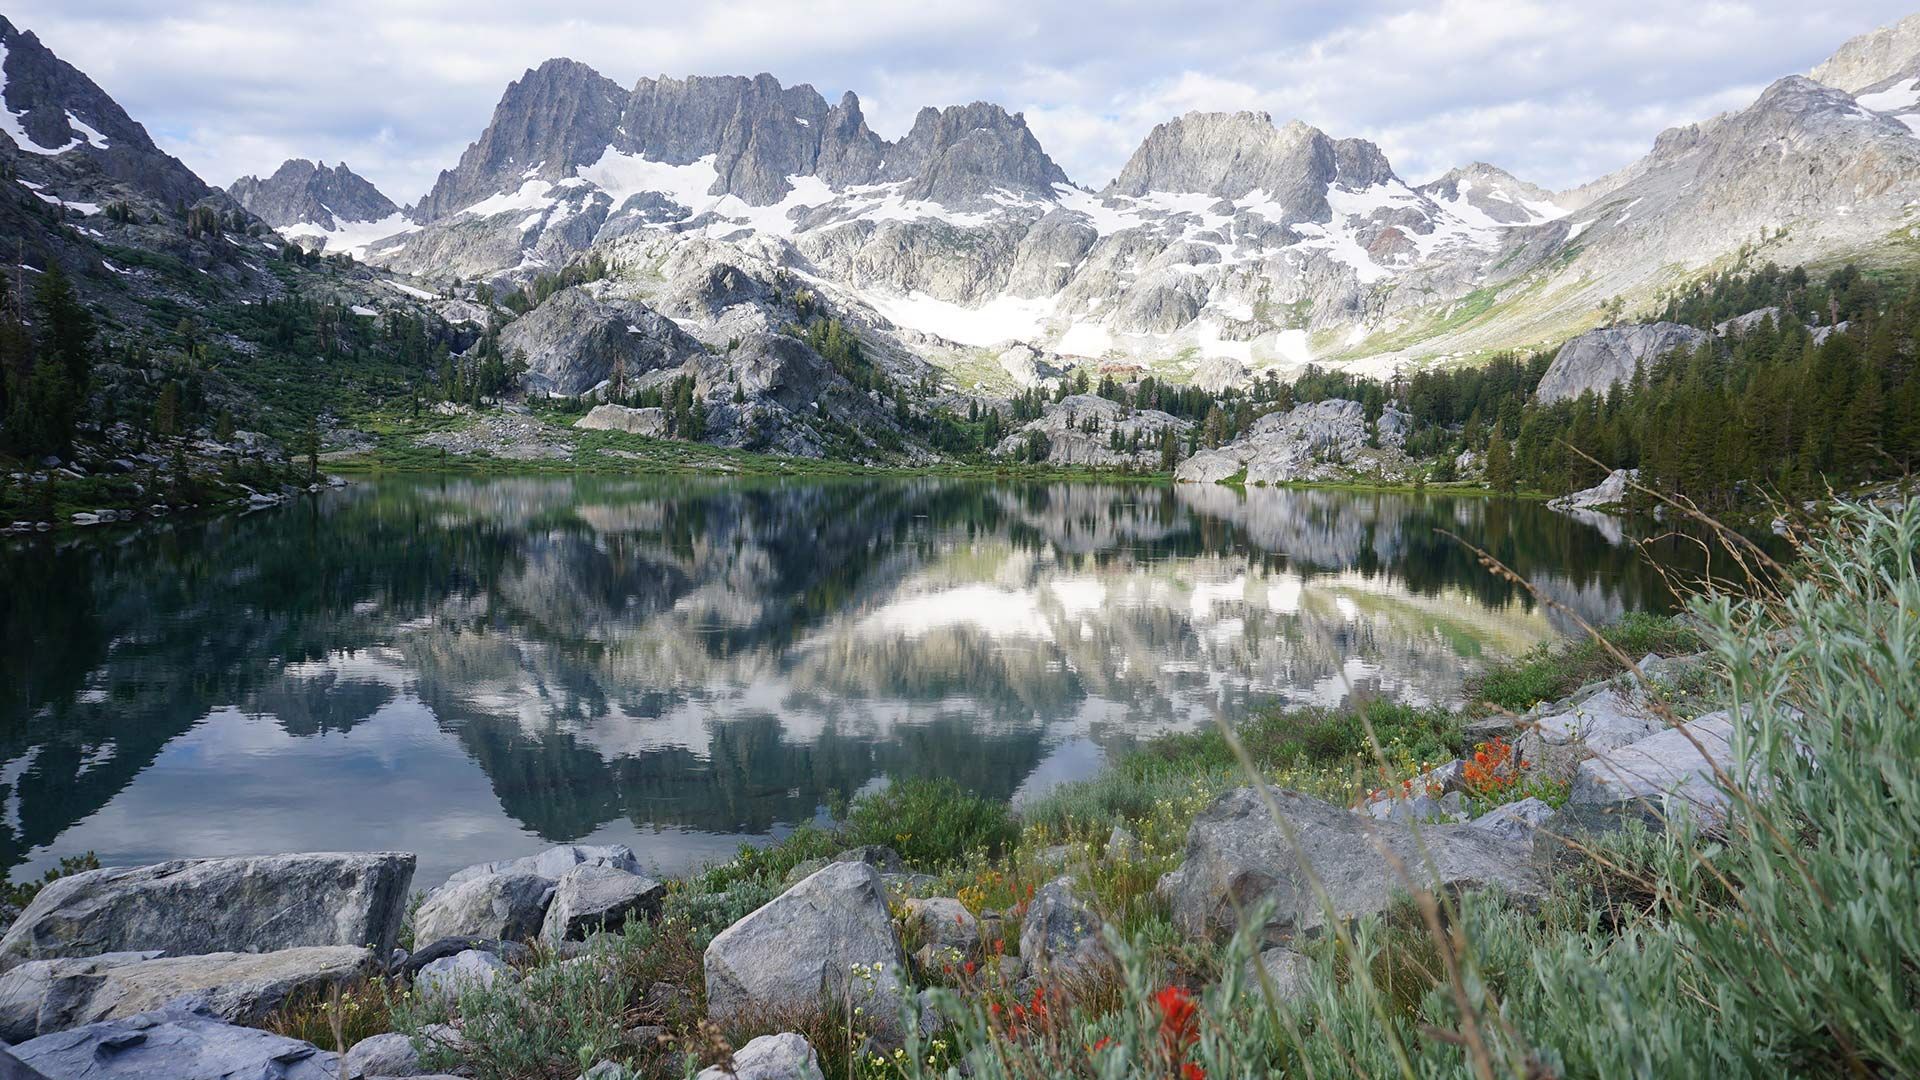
2,476 -> 1693,885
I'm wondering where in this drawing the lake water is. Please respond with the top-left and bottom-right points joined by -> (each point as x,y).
2,477 -> 1697,888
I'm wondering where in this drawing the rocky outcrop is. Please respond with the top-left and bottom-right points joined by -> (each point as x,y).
539,865 -> 664,942
500,287 -> 707,397
703,862 -> 906,1037
9,1002 -> 342,1080
992,394 -> 1189,468
1160,787 -> 1545,943
1547,468 -> 1636,512
574,404 -> 669,436
0,947 -> 373,1040
1536,323 -> 1709,403
0,853 -> 415,971
990,390 -> 1182,466
1174,399 -> 1408,485
411,871 -> 554,947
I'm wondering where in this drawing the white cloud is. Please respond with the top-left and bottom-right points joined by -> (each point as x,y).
7,0 -> 1915,202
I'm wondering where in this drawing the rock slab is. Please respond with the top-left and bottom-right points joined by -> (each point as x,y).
11,1003 -> 342,1079
0,853 -> 415,971
0,946 -> 372,1041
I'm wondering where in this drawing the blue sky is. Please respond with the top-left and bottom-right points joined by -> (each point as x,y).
9,1 -> 1914,204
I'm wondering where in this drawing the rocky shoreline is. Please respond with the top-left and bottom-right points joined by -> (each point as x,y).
0,648 -> 1741,1080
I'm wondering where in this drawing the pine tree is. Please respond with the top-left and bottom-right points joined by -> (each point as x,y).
1484,436 -> 1515,493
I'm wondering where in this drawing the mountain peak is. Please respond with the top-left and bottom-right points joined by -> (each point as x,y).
1106,111 -> 1391,202
414,56 -> 627,221
882,101 -> 1068,205
1811,13 -> 1920,93
1418,161 -> 1563,224
229,158 -> 401,229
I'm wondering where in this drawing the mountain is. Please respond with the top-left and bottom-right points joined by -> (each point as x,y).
227,159 -> 412,258
353,13 -> 1920,394
0,15 -> 219,213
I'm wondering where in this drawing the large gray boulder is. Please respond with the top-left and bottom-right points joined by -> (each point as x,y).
0,946 -> 372,1041
443,844 -> 644,889
414,949 -> 512,1004
902,897 -> 978,956
1018,878 -> 1111,984
704,862 -> 907,1038
0,853 -> 414,971
1568,711 -> 1738,816
10,1003 -> 341,1079
539,866 -> 664,942
1160,787 -> 1546,943
696,1031 -> 824,1080
344,1031 -> 423,1077
1535,322 -> 1710,403
574,404 -> 669,437
411,871 -> 554,947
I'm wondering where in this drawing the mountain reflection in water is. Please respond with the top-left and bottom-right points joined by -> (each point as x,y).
2,477 -> 1699,885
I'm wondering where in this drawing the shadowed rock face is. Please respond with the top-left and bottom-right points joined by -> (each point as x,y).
228,159 -> 400,229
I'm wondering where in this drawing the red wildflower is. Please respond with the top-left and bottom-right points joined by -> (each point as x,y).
1154,985 -> 1199,1054
1182,1064 -> 1207,1080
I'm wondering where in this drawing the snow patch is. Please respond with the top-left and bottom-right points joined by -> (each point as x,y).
1859,78 -> 1920,114
279,212 -> 418,261
865,290 -> 1056,347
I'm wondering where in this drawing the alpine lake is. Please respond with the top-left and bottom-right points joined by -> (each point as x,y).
3,476 -> 1711,886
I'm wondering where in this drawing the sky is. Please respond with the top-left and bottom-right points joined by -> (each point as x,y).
8,1 -> 1915,205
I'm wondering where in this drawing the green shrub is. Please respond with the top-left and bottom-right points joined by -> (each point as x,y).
841,777 -> 1019,869
1470,611 -> 1701,710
